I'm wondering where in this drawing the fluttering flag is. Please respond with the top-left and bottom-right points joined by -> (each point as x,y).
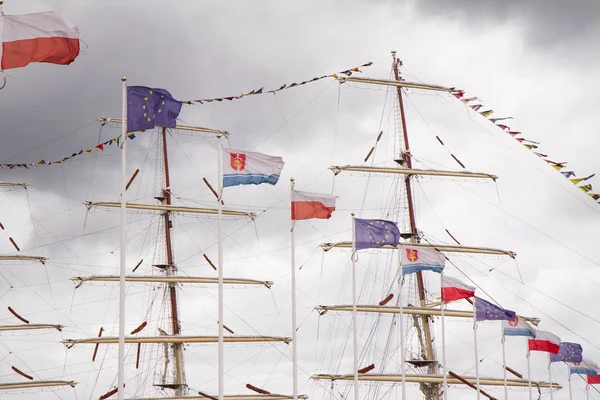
291,190 -> 336,220
560,171 -> 576,178
579,184 -> 593,193
1,11 -> 80,70
495,124 -> 511,131
461,96 -> 478,103
127,86 -> 182,132
441,275 -> 475,302
470,104 -> 483,111
400,246 -> 445,275
528,330 -> 561,354
489,117 -> 513,123
354,219 -> 400,251
222,149 -> 284,188
474,297 -> 516,321
588,374 -> 600,384
570,359 -> 599,376
550,342 -> 583,363
570,173 -> 596,185
480,110 -> 494,118
502,315 -> 535,338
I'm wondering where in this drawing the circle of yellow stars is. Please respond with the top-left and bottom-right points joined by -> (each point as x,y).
141,89 -> 167,123
366,220 -> 395,246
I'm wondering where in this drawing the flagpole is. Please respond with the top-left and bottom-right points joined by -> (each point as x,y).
472,298 -> 481,400
117,76 -> 127,400
290,179 -> 298,400
501,326 -> 508,400
526,344 -> 532,400
586,382 -> 590,400
217,135 -> 224,400
568,368 -> 572,400
351,213 -> 359,400
440,273 -> 448,400
399,250 -> 406,399
548,353 -> 554,400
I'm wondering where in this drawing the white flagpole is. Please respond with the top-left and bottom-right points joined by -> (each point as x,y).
548,353 -> 554,400
501,326 -> 508,400
440,273 -> 448,400
568,368 -> 572,400
117,77 -> 127,400
586,382 -> 590,400
398,250 -> 406,399
526,343 -> 532,400
290,179 -> 298,400
472,298 -> 481,400
217,136 -> 224,400
351,214 -> 359,400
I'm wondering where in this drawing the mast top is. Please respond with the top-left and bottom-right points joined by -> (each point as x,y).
121,76 -> 126,82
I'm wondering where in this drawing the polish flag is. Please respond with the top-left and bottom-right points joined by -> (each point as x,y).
291,189 -> 336,220
528,330 -> 561,354
1,11 -> 80,70
441,275 -> 475,302
588,375 -> 600,385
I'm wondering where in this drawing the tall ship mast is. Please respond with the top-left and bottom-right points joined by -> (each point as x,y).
310,54 -> 566,399
0,182 -> 77,397
63,120 -> 300,399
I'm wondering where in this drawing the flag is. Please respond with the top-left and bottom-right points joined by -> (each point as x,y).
400,246 -> 445,275
222,149 -> 284,188
291,190 -> 336,220
502,315 -> 535,338
570,173 -> 595,185
550,342 -> 583,363
354,219 -> 400,251
528,330 -> 561,354
569,359 -> 599,376
1,11 -> 80,70
127,86 -> 182,132
475,297 -> 516,321
589,375 -> 600,384
441,275 -> 475,302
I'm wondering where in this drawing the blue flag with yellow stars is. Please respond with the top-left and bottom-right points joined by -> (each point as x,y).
551,342 -> 583,363
127,86 -> 182,132
354,218 -> 400,251
475,297 -> 515,321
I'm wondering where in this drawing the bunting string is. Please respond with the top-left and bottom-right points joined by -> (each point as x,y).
181,62 -> 373,104
0,131 -> 137,169
450,88 -> 599,203
0,61 -> 374,169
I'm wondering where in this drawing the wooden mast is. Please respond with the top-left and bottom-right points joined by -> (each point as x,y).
160,127 -> 186,394
392,51 -> 439,400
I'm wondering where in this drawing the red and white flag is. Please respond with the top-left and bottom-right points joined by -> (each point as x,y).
291,189 -> 336,220
1,11 -> 80,70
441,275 -> 475,302
528,330 -> 561,354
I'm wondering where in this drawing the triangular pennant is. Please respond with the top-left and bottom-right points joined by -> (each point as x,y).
470,104 -> 483,111
579,184 -> 593,193
96,144 -> 104,151
480,110 -> 494,117
489,117 -> 513,123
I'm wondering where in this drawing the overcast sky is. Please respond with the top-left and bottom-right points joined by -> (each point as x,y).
1,1 -> 599,399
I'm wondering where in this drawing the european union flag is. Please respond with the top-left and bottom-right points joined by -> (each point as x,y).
127,86 -> 182,132
354,218 -> 400,251
551,342 -> 583,363
475,297 -> 515,321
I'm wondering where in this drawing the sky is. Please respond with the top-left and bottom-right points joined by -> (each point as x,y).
1,0 -> 600,399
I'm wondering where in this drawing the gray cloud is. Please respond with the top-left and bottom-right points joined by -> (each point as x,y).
409,0 -> 600,50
